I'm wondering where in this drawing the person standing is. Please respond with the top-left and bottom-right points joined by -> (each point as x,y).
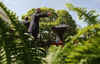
28,8 -> 51,39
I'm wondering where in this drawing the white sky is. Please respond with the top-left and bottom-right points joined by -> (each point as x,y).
1,0 -> 100,27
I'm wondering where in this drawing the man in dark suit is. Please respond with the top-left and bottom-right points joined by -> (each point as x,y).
28,8 -> 51,39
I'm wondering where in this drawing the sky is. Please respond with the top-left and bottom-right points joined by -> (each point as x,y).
1,0 -> 100,27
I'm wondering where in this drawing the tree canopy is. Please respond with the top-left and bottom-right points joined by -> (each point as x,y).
0,1 -> 100,64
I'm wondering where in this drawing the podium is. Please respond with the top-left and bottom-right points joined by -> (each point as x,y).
51,24 -> 70,46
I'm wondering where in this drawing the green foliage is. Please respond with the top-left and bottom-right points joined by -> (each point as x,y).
47,24 -> 100,64
2,1 -> 100,64
46,4 -> 100,64
0,2 -> 47,64
66,3 -> 100,25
